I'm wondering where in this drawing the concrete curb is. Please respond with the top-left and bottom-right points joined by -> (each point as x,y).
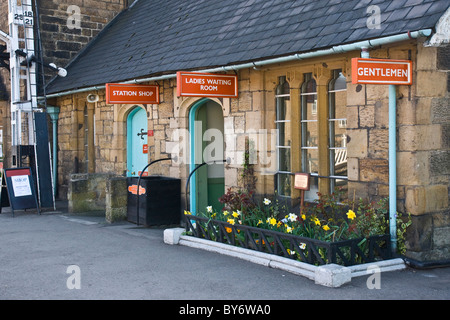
164,228 -> 406,287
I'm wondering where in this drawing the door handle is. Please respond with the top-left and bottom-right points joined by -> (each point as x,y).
137,128 -> 148,140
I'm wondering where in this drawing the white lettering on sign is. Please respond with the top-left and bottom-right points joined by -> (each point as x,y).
112,90 -> 154,96
113,90 -> 137,96
357,67 -> 408,78
186,78 -> 205,84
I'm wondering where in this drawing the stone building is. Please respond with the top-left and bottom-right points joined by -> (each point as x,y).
6,1 -> 450,262
0,0 -> 129,169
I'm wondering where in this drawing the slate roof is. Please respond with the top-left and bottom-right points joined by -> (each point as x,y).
45,0 -> 449,94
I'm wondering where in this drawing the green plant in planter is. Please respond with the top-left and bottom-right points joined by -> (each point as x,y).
193,188 -> 412,259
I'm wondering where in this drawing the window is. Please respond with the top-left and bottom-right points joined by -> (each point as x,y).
275,76 -> 291,197
301,73 -> 319,200
328,69 -> 348,199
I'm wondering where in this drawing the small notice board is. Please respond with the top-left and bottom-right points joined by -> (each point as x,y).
3,167 -> 40,216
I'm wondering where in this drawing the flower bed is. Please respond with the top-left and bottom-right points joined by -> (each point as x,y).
184,188 -> 411,267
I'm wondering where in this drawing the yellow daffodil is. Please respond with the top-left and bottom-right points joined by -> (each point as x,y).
301,214 -> 306,220
323,225 -> 330,231
232,211 -> 240,218
257,219 -> 263,225
286,226 -> 293,233
184,210 -> 191,215
227,218 -> 235,225
347,210 -> 356,220
223,210 -> 229,216
269,217 -> 277,226
314,218 -> 321,226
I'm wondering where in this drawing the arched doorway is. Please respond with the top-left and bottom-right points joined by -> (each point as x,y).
127,106 -> 148,177
189,99 -> 225,213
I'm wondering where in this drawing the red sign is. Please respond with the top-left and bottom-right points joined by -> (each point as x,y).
143,144 -> 148,154
128,184 -> 146,195
106,83 -> 160,104
352,58 -> 412,85
177,72 -> 238,98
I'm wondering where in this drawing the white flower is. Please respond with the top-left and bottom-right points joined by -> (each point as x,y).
299,243 -> 306,250
206,206 -> 213,213
263,198 -> 271,205
288,213 -> 298,222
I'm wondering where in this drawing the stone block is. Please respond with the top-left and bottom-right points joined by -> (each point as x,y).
359,105 -> 375,128
164,228 -> 186,245
368,129 -> 389,159
105,177 -> 127,223
405,185 -> 449,216
314,264 -> 351,288
346,83 -> 366,106
347,158 -> 359,181
399,125 -> 442,151
347,129 -> 368,158
359,159 -> 389,183
397,152 -> 429,186
416,71 -> 448,97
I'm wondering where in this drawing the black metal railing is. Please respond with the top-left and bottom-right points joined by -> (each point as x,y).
184,214 -> 391,266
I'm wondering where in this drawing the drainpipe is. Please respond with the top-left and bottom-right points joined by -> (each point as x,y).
46,106 -> 60,198
360,47 -> 399,254
389,84 -> 397,253
40,29 -> 432,100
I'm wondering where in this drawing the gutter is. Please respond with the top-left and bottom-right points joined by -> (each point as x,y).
41,29 -> 433,100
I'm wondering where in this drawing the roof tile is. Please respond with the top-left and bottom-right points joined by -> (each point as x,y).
46,0 -> 449,94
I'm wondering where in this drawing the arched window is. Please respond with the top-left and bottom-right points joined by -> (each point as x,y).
275,76 -> 291,197
328,69 -> 348,199
301,73 -> 318,200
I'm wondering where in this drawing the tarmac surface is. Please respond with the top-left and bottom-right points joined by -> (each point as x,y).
0,202 -> 449,303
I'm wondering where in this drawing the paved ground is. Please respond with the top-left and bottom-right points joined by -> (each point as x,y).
0,204 -> 449,303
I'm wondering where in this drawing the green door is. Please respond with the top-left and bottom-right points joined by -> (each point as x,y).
191,100 -> 225,213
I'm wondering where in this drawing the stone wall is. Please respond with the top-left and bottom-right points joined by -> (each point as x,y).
38,0 -> 127,81
51,40 -> 449,260
347,41 -> 450,261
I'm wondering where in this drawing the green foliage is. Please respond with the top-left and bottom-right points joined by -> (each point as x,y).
198,187 -> 412,255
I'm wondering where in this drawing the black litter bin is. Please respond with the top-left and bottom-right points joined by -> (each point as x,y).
127,176 -> 181,226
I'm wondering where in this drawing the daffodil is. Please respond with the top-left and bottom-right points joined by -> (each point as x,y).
227,218 -> 235,225
206,206 -> 213,213
184,210 -> 191,215
223,210 -> 229,216
257,219 -> 263,225
314,218 -> 321,226
288,213 -> 298,222
269,217 -> 277,226
301,214 -> 306,220
286,226 -> 293,233
263,198 -> 271,205
232,211 -> 240,218
299,243 -> 306,250
346,210 -> 356,220
323,225 -> 330,231
225,227 -> 232,233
